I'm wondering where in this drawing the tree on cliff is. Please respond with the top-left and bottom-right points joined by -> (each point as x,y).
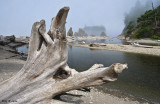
122,3 -> 160,39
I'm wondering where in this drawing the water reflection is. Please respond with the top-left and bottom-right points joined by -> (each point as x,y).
68,45 -> 73,50
67,46 -> 160,103
16,45 -> 28,53
16,44 -> 160,103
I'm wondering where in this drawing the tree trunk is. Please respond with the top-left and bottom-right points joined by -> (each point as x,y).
0,7 -> 127,104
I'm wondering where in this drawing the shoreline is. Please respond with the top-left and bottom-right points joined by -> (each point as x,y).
126,39 -> 160,46
0,45 -> 150,104
62,87 -> 149,104
117,36 -> 160,45
67,42 -> 160,56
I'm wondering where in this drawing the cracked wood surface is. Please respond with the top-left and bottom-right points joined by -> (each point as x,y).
0,7 -> 127,104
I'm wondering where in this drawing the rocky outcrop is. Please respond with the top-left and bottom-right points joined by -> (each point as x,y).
0,35 -> 29,48
0,35 -> 15,45
74,28 -> 88,37
67,27 -> 73,36
5,35 -> 15,42
100,32 -> 107,37
121,5 -> 160,39
15,36 -> 29,43
83,26 -> 106,36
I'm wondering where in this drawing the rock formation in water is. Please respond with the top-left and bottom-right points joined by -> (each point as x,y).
83,26 -> 106,36
100,32 -> 107,37
67,27 -> 73,36
0,35 -> 15,45
74,28 -> 88,37
74,26 -> 107,37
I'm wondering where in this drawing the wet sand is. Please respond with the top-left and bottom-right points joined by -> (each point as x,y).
0,45 -> 25,82
126,39 -> 160,45
0,59 -> 25,82
60,88 -> 149,104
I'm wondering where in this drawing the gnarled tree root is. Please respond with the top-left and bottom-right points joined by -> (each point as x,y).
0,7 -> 127,104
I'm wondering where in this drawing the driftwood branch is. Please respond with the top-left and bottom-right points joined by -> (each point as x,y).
0,7 -> 127,104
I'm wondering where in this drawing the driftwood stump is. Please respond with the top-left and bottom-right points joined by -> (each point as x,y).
0,7 -> 127,104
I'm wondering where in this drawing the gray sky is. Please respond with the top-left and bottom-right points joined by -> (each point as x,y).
0,0 -> 158,36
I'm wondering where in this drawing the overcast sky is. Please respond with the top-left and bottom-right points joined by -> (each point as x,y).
0,0 -> 159,36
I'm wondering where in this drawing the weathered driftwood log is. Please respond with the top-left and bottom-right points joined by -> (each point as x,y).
89,43 -> 106,47
0,7 -> 127,104
131,42 -> 153,48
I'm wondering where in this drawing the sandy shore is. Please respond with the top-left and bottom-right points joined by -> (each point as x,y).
0,45 -> 25,82
0,59 -> 25,82
126,39 -> 160,45
0,45 -> 150,104
117,36 -> 160,45
67,36 -> 111,43
67,42 -> 160,56
60,88 -> 149,104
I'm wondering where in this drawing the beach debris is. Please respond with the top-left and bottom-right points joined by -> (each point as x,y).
0,35 -> 15,45
131,42 -> 153,48
89,43 -> 106,47
0,35 -> 29,47
15,36 -> 29,44
79,41 -> 85,44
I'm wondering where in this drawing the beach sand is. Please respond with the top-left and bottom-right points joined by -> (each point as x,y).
67,42 -> 160,56
0,45 -> 149,104
0,46 -> 25,82
126,39 -> 160,45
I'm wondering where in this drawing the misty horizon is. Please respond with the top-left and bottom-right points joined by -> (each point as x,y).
0,0 -> 160,37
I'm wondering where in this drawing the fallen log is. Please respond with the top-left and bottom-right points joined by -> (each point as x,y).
15,36 -> 29,44
89,43 -> 107,47
131,42 -> 153,48
0,7 -> 127,104
0,35 -> 15,45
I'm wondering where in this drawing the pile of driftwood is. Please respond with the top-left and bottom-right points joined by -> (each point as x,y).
0,35 -> 29,48
89,43 -> 107,47
15,36 -> 29,44
0,7 -> 127,104
0,35 -> 15,45
131,42 -> 153,48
